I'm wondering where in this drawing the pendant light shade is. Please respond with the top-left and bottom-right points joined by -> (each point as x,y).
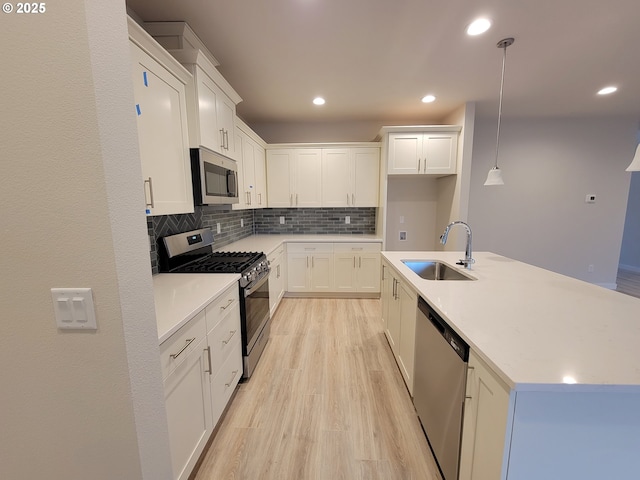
484,37 -> 514,186
626,144 -> 640,172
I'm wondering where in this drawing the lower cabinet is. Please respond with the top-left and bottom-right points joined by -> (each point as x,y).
333,243 -> 381,293
161,282 -> 241,480
268,244 -> 286,315
381,259 -> 417,395
459,351 -> 511,480
287,243 -> 334,293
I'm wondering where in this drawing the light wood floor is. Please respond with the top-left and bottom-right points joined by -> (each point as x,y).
193,298 -> 441,480
617,268 -> 640,299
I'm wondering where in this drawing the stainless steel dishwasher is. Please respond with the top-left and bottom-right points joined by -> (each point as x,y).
414,296 -> 469,480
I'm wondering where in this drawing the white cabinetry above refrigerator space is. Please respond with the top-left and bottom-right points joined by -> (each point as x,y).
387,128 -> 460,176
128,17 -> 194,217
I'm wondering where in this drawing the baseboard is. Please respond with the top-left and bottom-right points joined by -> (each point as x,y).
619,264 -> 640,274
284,292 -> 380,299
596,282 -> 617,290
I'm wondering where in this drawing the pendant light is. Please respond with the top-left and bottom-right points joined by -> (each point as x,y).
484,37 -> 515,186
626,144 -> 640,171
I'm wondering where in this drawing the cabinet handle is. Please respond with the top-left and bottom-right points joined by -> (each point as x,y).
352,193 -> 355,205
225,369 -> 239,387
144,177 -> 155,208
296,193 -> 298,205
220,298 -> 234,311
290,194 -> 293,206
277,264 -> 280,278
222,329 -> 237,345
258,193 -> 262,205
204,346 -> 212,375
312,256 -> 314,268
359,257 -> 362,268
418,158 -> 421,172
382,265 -> 386,280
347,193 -> 350,206
220,128 -> 225,150
354,257 -> 356,268
306,256 -> 309,268
224,130 -> 229,150
170,337 -> 195,359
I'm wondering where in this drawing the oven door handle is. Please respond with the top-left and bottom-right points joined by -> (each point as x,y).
244,272 -> 270,297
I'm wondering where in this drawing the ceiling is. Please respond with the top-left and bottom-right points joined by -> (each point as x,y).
126,0 -> 640,126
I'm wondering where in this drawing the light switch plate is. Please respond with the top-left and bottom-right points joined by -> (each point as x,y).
51,288 -> 97,330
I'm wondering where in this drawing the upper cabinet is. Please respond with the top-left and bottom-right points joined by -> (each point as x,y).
233,119 -> 267,210
267,144 -> 380,208
322,147 -> 380,207
169,50 -> 241,158
387,128 -> 460,176
128,17 -> 194,216
143,21 -> 242,158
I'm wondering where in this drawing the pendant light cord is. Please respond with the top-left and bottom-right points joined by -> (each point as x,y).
494,43 -> 508,170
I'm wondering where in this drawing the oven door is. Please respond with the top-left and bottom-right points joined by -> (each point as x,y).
242,272 -> 270,355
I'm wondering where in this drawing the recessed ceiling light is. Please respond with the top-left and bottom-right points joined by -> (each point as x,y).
466,18 -> 492,36
313,97 -> 325,105
597,86 -> 617,95
421,95 -> 436,103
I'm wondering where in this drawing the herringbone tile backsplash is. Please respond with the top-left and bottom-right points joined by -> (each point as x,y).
148,207 -> 377,274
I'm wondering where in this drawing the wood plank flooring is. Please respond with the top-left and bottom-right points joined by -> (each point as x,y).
193,298 -> 441,480
617,268 -> 640,299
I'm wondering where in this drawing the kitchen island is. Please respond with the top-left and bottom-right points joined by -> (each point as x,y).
382,251 -> 640,480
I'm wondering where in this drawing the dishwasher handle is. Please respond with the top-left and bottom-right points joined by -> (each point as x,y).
418,296 -> 469,362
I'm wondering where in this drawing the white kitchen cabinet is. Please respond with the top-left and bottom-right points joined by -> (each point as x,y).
333,243 -> 381,293
266,149 -> 323,207
129,19 -> 194,216
388,131 -> 458,175
459,351 -> 512,480
380,260 -> 417,395
286,243 -> 333,292
233,121 -> 267,210
267,244 -> 286,315
169,49 -> 241,158
204,283 -> 242,427
322,147 -> 380,207
161,311 -> 211,480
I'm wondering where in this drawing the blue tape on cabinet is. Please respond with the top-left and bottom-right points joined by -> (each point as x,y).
136,104 -> 141,116
143,71 -> 148,86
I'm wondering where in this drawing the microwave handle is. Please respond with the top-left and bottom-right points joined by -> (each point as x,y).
227,171 -> 237,197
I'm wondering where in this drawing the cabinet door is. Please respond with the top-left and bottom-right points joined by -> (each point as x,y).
397,281 -> 417,395
352,148 -> 380,207
216,92 -> 235,157
294,149 -> 322,207
356,253 -> 381,293
131,43 -> 194,216
388,133 -> 421,174
287,254 -> 309,292
459,351 -> 511,480
231,131 -> 248,210
241,135 -> 256,207
164,338 -> 212,480
381,262 -> 393,330
321,148 -> 351,207
195,67 -> 221,153
334,254 -> 357,292
386,276 -> 401,354
424,134 -> 457,175
310,254 -> 333,291
254,145 -> 267,207
266,149 -> 293,207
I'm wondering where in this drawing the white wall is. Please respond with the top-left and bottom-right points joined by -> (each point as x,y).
619,172 -> 640,270
468,115 -> 636,286
0,1 -> 171,479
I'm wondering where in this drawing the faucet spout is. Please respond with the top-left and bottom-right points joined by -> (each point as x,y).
440,221 -> 474,269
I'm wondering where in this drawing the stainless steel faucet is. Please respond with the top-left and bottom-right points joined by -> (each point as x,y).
440,221 -> 475,269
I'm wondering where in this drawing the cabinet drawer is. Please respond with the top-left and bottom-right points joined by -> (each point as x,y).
204,283 -> 239,333
333,242 -> 381,253
210,335 -> 243,426
207,301 -> 241,374
160,309 -> 207,380
267,243 -> 285,261
286,242 -> 333,254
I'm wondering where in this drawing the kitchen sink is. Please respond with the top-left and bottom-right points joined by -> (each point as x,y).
401,260 -> 476,281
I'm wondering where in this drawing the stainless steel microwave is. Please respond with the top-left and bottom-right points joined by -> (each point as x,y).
190,147 -> 239,205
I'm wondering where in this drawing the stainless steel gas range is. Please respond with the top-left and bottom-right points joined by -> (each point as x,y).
158,228 -> 270,379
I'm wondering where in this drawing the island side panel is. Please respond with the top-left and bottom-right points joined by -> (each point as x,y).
506,390 -> 640,479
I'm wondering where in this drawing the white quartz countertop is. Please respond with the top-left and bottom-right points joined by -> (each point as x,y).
382,251 -> 640,392
215,234 -> 382,256
153,273 -> 240,344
